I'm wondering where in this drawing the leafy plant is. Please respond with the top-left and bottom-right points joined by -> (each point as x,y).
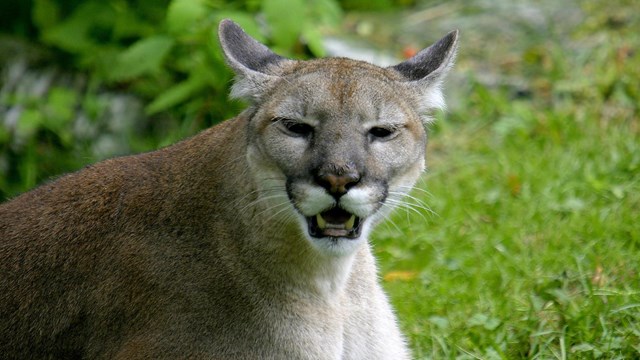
0,0 -> 342,199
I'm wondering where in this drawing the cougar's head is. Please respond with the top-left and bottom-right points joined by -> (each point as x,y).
219,20 -> 458,255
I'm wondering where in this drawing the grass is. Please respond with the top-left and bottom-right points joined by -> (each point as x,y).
374,1 -> 640,358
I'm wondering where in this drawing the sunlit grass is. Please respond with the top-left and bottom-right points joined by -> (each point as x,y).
375,1 -> 640,357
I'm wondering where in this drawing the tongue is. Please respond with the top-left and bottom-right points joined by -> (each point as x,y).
321,208 -> 352,224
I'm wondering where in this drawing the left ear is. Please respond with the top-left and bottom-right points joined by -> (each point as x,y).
218,19 -> 293,102
389,30 -> 459,112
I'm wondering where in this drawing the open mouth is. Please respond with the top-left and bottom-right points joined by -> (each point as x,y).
307,207 -> 362,239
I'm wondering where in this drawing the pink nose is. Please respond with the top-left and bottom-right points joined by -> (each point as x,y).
315,172 -> 360,196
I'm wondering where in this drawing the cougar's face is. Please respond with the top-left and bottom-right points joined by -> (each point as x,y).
247,61 -> 427,254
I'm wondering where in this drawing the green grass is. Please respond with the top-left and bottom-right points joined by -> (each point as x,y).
375,2 -> 640,358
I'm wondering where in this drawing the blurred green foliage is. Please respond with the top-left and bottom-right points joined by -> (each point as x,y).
0,0 -> 348,200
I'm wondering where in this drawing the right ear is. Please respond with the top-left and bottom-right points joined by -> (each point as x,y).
389,30 -> 459,115
218,19 -> 292,102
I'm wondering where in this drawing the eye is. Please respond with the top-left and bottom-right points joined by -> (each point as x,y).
368,126 -> 395,140
285,122 -> 314,136
273,117 -> 314,137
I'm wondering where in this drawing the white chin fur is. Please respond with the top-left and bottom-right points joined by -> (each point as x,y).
310,235 -> 366,257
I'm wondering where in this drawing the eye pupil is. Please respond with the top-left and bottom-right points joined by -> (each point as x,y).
273,117 -> 313,137
369,127 -> 393,138
287,122 -> 313,135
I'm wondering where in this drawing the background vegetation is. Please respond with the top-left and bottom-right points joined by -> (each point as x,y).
1,0 -> 638,358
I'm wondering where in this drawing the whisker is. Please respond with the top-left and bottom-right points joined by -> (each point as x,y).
231,185 -> 287,208
253,202 -> 297,234
271,212 -> 299,237
253,198 -> 290,220
396,185 -> 434,198
378,205 -> 404,234
384,198 -> 430,223
388,191 -> 438,217
264,203 -> 295,223
386,199 -> 423,223
238,193 -> 288,212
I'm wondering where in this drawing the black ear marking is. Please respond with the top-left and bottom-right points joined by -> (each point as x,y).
218,19 -> 287,75
390,30 -> 459,82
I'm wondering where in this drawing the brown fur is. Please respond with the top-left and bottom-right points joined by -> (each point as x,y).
1,118 -> 251,358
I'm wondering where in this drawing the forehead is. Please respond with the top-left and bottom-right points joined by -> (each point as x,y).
269,58 -> 416,122
285,58 -> 403,95
286,57 -> 401,79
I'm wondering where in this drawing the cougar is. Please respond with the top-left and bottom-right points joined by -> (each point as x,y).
0,19 -> 458,359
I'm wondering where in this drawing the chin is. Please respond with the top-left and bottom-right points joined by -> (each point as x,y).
308,235 -> 367,257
